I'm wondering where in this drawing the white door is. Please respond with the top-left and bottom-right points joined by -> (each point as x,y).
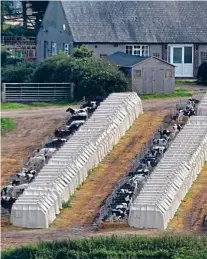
169,45 -> 193,77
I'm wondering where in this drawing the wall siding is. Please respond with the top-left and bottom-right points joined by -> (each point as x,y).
86,44 -> 162,58
199,44 -> 207,64
36,1 -> 73,62
131,58 -> 175,95
194,44 -> 199,78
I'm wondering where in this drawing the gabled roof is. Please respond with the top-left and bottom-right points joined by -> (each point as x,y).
107,51 -> 149,68
61,1 -> 207,43
107,51 -> 175,68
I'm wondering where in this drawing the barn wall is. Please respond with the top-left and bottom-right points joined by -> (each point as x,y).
131,58 -> 175,95
36,1 -> 73,62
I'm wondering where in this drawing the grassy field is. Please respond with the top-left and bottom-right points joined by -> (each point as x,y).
1,117 -> 16,135
140,87 -> 193,100
1,101 -> 78,110
2,235 -> 207,259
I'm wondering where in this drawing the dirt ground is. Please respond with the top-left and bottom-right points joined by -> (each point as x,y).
1,112 -> 66,187
168,164 -> 207,233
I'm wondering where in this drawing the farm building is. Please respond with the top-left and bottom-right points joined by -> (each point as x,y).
36,1 -> 207,78
107,51 -> 175,94
11,92 -> 143,228
128,116 -> 207,230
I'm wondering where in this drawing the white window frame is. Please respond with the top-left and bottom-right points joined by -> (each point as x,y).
63,43 -> 70,55
126,45 -> 149,56
51,42 -> 57,54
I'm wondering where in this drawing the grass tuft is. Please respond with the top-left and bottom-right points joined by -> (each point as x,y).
175,80 -> 197,85
1,117 -> 16,135
1,101 -> 78,110
62,201 -> 72,209
140,87 -> 193,100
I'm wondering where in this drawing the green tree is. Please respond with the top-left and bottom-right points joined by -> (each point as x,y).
73,45 -> 93,58
1,1 -> 12,31
1,46 -> 11,67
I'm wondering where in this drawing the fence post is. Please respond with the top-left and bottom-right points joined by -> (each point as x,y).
70,83 -> 74,100
1,83 -> 6,103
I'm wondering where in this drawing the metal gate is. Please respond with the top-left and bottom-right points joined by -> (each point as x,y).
1,83 -> 74,102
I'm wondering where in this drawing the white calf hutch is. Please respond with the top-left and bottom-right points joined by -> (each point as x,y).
11,92 -> 143,228
128,116 -> 207,230
197,92 -> 207,116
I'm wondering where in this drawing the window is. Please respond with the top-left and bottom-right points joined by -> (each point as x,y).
184,46 -> 192,63
126,45 -> 133,55
165,69 -> 173,78
173,48 -> 182,63
201,52 -> 207,63
100,54 -> 108,58
63,43 -> 70,54
51,42 -> 57,54
126,45 -> 149,56
153,53 -> 160,58
44,41 -> 48,58
134,70 -> 141,79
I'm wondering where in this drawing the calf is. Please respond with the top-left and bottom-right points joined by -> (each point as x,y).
66,107 -> 88,114
1,196 -> 17,213
159,129 -> 171,137
68,114 -> 87,124
43,138 -> 67,149
12,180 -> 20,186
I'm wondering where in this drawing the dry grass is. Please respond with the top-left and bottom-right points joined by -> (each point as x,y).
52,110 -> 170,228
168,164 -> 207,232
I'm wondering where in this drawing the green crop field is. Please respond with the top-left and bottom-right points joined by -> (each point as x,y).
2,235 -> 207,259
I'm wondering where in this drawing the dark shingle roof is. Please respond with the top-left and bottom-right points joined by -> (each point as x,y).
61,1 -> 207,43
107,51 -> 149,67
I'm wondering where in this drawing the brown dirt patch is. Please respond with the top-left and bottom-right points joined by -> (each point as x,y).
168,164 -> 207,233
1,114 -> 66,187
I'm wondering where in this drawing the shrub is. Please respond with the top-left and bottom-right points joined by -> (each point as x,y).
1,46 -> 11,67
1,46 -> 23,67
2,62 -> 37,83
31,50 -> 130,100
73,45 -> 93,58
31,52 -> 70,83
